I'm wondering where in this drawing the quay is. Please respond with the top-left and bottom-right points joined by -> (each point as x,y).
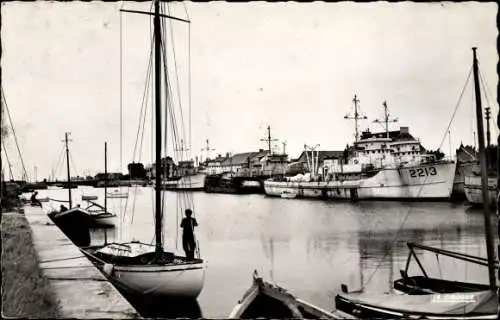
22,206 -> 139,319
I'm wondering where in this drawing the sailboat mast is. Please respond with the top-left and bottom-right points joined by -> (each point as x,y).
154,0 -> 163,255
104,142 -> 107,214
65,132 -> 72,208
472,47 -> 496,290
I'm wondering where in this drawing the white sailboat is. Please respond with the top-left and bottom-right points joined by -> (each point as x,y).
81,1 -> 206,298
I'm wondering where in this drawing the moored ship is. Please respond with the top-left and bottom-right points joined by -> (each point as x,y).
264,98 -> 457,201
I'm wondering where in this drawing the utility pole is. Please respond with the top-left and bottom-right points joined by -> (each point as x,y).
282,141 -> 287,155
260,125 -> 278,155
485,107 -> 491,148
64,132 -> 72,208
373,101 -> 398,138
344,94 -> 368,143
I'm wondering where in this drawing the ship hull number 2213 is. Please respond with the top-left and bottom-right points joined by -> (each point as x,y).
409,167 -> 437,178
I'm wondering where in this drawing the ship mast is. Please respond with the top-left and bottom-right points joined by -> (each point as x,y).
344,94 -> 367,143
374,101 -> 398,139
120,0 -> 191,259
472,47 -> 496,290
201,139 -> 215,162
153,0 -> 162,256
260,125 -> 278,155
64,132 -> 72,208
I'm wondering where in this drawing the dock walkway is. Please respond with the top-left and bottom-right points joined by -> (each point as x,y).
23,206 -> 139,319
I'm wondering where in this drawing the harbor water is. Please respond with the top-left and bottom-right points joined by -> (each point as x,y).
38,186 -> 496,318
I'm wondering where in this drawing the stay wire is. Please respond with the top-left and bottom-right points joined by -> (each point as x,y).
361,63 -> 474,290
1,87 -> 28,181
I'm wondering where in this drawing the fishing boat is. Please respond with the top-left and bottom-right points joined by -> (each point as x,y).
464,175 -> 497,207
280,190 -> 297,199
82,195 -> 98,201
84,142 -> 117,227
229,271 -> 340,319
48,132 -> 91,247
334,48 -> 498,319
50,139 -> 117,229
106,189 -> 128,199
392,243 -> 494,295
81,1 -> 206,298
264,101 -> 456,201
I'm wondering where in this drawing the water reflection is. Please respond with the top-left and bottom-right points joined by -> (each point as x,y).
117,290 -> 202,318
35,187 -> 496,318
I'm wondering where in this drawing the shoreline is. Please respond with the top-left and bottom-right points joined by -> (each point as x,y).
1,210 -> 61,318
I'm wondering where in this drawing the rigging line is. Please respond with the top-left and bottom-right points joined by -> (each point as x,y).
437,65 -> 473,150
165,4 -> 188,152
181,2 -> 192,153
478,68 -> 499,137
1,88 -> 28,181
119,6 -> 124,241
362,68 -> 474,289
132,44 -> 153,162
69,151 -> 80,178
52,144 -> 65,181
2,144 -> 14,180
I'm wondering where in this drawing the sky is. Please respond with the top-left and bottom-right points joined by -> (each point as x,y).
1,1 -> 498,180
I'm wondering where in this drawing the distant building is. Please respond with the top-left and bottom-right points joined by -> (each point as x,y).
204,149 -> 289,176
288,150 -> 344,174
146,157 -> 177,179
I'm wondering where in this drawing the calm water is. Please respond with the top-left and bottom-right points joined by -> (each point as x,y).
37,186 -> 497,318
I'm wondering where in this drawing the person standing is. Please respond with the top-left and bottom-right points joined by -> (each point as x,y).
180,209 -> 198,260
30,191 -> 42,208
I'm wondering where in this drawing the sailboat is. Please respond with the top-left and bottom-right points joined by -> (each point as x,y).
48,132 -> 91,246
80,1 -> 206,298
82,142 -> 117,227
49,138 -> 117,229
334,48 -> 498,319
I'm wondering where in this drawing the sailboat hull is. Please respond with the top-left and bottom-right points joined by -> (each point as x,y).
108,263 -> 206,297
91,214 -> 116,227
161,173 -> 206,191
335,290 -> 498,319
82,243 -> 206,298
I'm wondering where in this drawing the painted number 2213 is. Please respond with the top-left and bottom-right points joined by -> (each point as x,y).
409,167 -> 437,178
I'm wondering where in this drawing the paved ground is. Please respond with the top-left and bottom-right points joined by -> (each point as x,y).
23,206 -> 139,319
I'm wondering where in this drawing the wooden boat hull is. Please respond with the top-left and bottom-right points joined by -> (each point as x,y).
464,175 -> 497,207
229,271 -> 339,319
161,173 -> 206,191
90,214 -> 116,227
334,289 -> 497,319
82,195 -> 98,201
48,208 -> 91,247
106,192 -> 128,199
393,275 -> 491,295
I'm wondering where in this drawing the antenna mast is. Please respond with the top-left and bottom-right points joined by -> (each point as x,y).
201,139 -> 215,162
64,132 -> 72,208
260,125 -> 278,154
344,94 -> 368,143
374,101 -> 398,138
